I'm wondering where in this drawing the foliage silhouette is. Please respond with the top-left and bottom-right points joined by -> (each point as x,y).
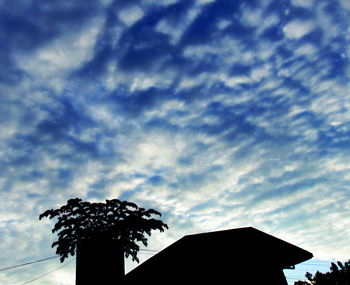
294,260 -> 350,285
39,198 -> 168,263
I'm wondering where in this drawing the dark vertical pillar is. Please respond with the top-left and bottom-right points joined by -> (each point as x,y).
76,238 -> 124,285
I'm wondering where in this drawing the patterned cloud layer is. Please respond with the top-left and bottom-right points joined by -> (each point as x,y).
0,0 -> 349,284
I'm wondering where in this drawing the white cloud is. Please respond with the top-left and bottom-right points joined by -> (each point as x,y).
217,19 -> 231,30
310,85 -> 350,126
118,5 -> 144,26
262,13 -> 280,28
295,43 -> 318,55
156,7 -> 200,45
313,1 -> 349,47
251,64 -> 271,81
125,131 -> 187,170
222,74 -> 252,87
340,0 -> 350,10
101,63 -> 176,92
240,6 -> 263,27
15,17 -> 104,92
283,20 -> 315,39
131,71 -> 175,91
48,264 -> 76,285
182,36 -> 255,71
177,75 -> 205,90
141,0 -> 178,6
291,0 -> 314,8
156,19 -> 184,45
99,0 -> 113,6
196,0 -> 215,5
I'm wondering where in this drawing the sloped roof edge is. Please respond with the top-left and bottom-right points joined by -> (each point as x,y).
126,226 -> 313,278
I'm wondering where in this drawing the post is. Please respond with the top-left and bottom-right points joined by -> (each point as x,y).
76,238 -> 125,285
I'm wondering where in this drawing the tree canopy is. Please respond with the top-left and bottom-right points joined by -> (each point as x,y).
40,198 -> 168,263
294,260 -> 350,285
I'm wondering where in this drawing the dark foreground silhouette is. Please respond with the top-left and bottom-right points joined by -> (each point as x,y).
72,226 -> 312,285
125,227 -> 312,285
39,198 -> 168,284
76,238 -> 125,285
40,200 -> 312,284
295,260 -> 350,285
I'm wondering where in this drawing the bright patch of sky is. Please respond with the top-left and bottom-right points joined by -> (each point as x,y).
0,0 -> 349,284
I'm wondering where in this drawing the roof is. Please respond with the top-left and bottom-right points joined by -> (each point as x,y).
183,227 -> 313,267
125,227 -> 312,283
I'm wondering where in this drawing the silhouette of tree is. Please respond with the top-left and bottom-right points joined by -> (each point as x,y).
39,198 -> 168,262
294,260 -> 350,285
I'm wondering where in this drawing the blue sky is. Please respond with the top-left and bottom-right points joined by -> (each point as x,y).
0,0 -> 349,284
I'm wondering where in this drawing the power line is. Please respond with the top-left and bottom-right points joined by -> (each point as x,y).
10,249 -> 157,285
0,252 -> 332,275
0,256 -> 58,272
139,249 -> 159,253
286,277 -> 307,281
1,248 -> 158,285
18,258 -> 74,285
1,249 -> 159,273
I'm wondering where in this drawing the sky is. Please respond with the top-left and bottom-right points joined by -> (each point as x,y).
0,0 -> 349,284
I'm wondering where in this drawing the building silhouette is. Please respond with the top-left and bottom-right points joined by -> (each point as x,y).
76,227 -> 313,285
